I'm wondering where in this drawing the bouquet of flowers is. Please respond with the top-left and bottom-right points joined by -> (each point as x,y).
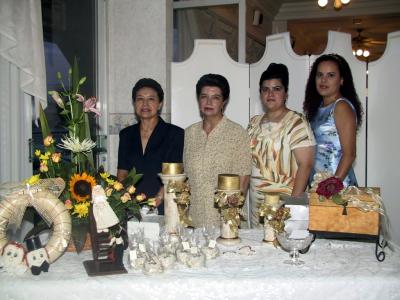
28,59 -> 155,252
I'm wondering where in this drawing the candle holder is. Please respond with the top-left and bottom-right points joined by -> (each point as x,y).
259,193 -> 290,245
214,174 -> 244,246
159,163 -> 191,234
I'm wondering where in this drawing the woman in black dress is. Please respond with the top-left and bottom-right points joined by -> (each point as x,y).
117,78 -> 184,214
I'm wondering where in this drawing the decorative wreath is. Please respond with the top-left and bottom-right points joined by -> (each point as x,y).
0,178 -> 71,263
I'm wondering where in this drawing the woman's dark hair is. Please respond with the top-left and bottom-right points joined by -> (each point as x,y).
303,54 -> 363,129
132,78 -> 164,102
196,74 -> 230,101
259,63 -> 289,92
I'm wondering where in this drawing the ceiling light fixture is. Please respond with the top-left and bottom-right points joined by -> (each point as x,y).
353,48 -> 370,58
318,0 -> 350,10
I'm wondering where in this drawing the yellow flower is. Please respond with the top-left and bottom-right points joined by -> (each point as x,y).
69,173 -> 97,202
147,198 -> 156,207
39,152 -> 50,161
105,187 -> 113,197
34,149 -> 41,157
106,178 -> 115,186
24,174 -> 40,185
73,202 -> 90,218
100,172 -> 110,179
39,162 -> 48,172
51,152 -> 62,163
64,199 -> 73,210
113,181 -> 123,191
136,193 -> 146,202
127,185 -> 136,194
120,192 -> 131,203
43,135 -> 54,147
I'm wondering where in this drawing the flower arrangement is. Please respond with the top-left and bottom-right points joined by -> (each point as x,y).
313,173 -> 348,214
316,176 -> 346,204
28,60 -> 155,252
97,169 -> 156,225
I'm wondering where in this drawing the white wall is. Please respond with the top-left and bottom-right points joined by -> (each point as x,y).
368,31 -> 400,247
171,39 -> 249,129
102,0 -> 173,174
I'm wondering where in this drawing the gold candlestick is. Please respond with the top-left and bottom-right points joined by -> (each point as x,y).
265,193 -> 280,205
162,163 -> 184,175
159,162 -> 188,234
217,174 -> 240,191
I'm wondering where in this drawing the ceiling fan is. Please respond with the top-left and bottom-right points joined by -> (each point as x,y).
352,28 -> 385,46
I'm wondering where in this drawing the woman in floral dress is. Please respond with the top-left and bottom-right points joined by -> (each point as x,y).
248,63 -> 315,227
303,54 -> 362,187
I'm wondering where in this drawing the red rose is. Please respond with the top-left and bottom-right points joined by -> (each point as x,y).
316,177 -> 344,198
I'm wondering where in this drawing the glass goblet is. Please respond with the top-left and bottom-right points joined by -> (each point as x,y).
276,231 -> 314,265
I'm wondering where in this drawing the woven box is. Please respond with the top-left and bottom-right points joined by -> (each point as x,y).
309,187 -> 380,236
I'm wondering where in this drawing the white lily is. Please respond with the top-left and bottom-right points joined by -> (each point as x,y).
58,136 -> 96,153
50,91 -> 65,109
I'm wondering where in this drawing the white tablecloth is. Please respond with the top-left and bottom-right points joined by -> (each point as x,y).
1,230 -> 400,300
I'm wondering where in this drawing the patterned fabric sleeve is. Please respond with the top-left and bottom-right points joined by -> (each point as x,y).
289,114 -> 316,150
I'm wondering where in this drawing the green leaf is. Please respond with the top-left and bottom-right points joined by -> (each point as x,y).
132,174 -> 143,185
332,194 -> 346,205
72,57 -> 80,94
83,113 -> 94,169
56,72 -> 62,80
123,168 -> 143,186
39,103 -> 51,138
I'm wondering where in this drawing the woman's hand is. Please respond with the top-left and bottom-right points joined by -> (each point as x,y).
155,186 -> 164,207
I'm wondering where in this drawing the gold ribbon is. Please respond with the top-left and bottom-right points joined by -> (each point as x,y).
166,180 -> 192,227
259,202 -> 290,234
214,191 -> 244,234
343,186 -> 384,215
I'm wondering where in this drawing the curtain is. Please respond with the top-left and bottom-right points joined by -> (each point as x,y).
0,0 -> 46,182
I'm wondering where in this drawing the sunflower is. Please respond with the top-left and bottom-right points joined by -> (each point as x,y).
69,172 -> 96,202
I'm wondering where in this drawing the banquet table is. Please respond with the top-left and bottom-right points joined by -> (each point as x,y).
1,229 -> 400,300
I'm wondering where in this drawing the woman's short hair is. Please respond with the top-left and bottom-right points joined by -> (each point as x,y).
196,74 -> 230,101
132,78 -> 164,102
259,63 -> 289,92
